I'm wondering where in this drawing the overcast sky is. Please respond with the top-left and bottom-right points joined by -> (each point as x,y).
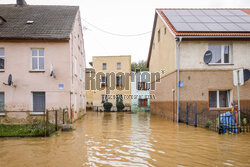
1,0 -> 250,67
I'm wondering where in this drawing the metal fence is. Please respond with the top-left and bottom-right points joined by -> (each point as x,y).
179,102 -> 250,134
93,106 -> 131,112
0,108 -> 69,137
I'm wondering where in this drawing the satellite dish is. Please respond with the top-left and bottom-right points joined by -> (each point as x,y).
8,74 -> 12,86
204,50 -> 212,64
50,64 -> 53,76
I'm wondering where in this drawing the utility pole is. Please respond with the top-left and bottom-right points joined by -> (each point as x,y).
237,70 -> 241,128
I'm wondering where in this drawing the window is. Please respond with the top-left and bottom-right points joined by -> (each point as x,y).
74,57 -> 77,75
31,49 -> 44,70
101,76 -> 107,86
138,82 -> 150,90
116,94 -> 123,103
208,45 -> 230,64
0,92 -> 4,111
158,29 -> 161,42
209,90 -> 231,108
164,27 -> 167,34
116,76 -> 122,86
101,95 -> 108,103
103,63 -> 107,70
0,48 -> 4,70
74,94 -> 77,112
117,62 -> 121,69
138,99 -> 148,107
33,92 -> 45,111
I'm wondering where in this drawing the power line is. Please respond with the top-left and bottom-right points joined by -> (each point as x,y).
82,19 -> 151,37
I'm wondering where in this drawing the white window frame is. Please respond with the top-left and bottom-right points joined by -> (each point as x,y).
208,45 -> 231,64
0,48 -> 4,71
209,90 -> 232,108
74,57 -> 77,75
101,94 -> 108,103
31,48 -> 44,71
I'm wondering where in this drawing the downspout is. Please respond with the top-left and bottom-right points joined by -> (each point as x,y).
176,36 -> 182,123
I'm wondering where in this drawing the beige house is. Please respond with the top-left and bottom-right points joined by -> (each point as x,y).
147,8 -> 250,121
88,56 -> 131,109
0,1 -> 86,121
85,68 -> 94,110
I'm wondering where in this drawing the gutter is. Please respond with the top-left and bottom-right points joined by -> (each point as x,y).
176,36 -> 182,123
176,35 -> 250,39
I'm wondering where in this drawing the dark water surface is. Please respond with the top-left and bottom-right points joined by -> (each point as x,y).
0,112 -> 249,167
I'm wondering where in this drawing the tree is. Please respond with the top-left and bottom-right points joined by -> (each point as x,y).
131,60 -> 149,72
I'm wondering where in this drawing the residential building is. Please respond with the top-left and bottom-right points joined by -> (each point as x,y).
89,56 -> 131,109
85,68 -> 94,110
147,8 -> 250,121
0,1 -> 86,122
131,71 -> 150,112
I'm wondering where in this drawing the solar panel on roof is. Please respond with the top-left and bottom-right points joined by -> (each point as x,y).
162,10 -> 178,16
239,16 -> 250,22
229,10 -> 248,15
167,15 -> 185,22
182,16 -> 200,22
188,23 -> 210,31
177,10 -> 192,15
220,23 -> 243,31
237,23 -> 250,31
212,16 -> 231,22
172,23 -> 193,31
189,10 -> 206,16
162,9 -> 250,32
227,16 -> 245,22
216,10 -> 234,15
196,16 -> 215,22
204,23 -> 227,31
202,10 -> 220,16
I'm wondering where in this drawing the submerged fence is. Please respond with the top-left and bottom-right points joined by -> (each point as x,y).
179,102 -> 250,134
0,109 -> 69,137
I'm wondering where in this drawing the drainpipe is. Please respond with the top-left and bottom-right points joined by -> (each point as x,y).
176,36 -> 182,123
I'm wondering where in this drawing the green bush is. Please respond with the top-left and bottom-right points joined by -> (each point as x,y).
116,101 -> 125,112
205,120 -> 212,128
103,102 -> 113,112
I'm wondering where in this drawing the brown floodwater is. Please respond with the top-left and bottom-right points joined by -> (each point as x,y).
0,112 -> 250,167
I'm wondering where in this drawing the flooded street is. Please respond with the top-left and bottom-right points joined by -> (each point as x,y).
0,112 -> 250,167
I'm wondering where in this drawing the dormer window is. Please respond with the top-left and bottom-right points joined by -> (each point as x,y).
0,16 -> 7,25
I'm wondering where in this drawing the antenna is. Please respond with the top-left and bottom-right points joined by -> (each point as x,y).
3,74 -> 16,87
50,64 -> 56,78
204,50 -> 212,64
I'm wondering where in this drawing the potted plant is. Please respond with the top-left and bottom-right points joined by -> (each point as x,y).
116,101 -> 125,112
103,102 -> 113,112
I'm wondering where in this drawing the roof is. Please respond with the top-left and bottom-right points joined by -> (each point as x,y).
157,8 -> 250,36
147,8 -> 250,67
0,4 -> 79,40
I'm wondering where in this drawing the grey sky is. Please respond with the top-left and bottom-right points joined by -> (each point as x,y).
1,0 -> 250,67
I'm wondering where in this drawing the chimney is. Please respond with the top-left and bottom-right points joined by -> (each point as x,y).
16,0 -> 27,6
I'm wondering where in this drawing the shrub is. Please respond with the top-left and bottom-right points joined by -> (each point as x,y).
205,120 -> 212,128
116,101 -> 125,112
103,102 -> 113,112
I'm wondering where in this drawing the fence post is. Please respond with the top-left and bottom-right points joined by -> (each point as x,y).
194,102 -> 197,127
55,110 -> 58,131
46,110 -> 49,137
186,102 -> 189,125
218,111 -> 221,134
63,109 -> 65,124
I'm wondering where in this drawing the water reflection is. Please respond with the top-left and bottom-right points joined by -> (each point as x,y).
0,112 -> 250,167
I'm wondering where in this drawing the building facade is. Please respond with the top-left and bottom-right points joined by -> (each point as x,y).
0,2 -> 86,122
131,71 -> 150,112
89,56 -> 131,109
147,8 -> 250,121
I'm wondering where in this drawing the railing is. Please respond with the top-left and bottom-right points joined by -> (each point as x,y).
179,102 -> 250,134
93,106 -> 131,112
